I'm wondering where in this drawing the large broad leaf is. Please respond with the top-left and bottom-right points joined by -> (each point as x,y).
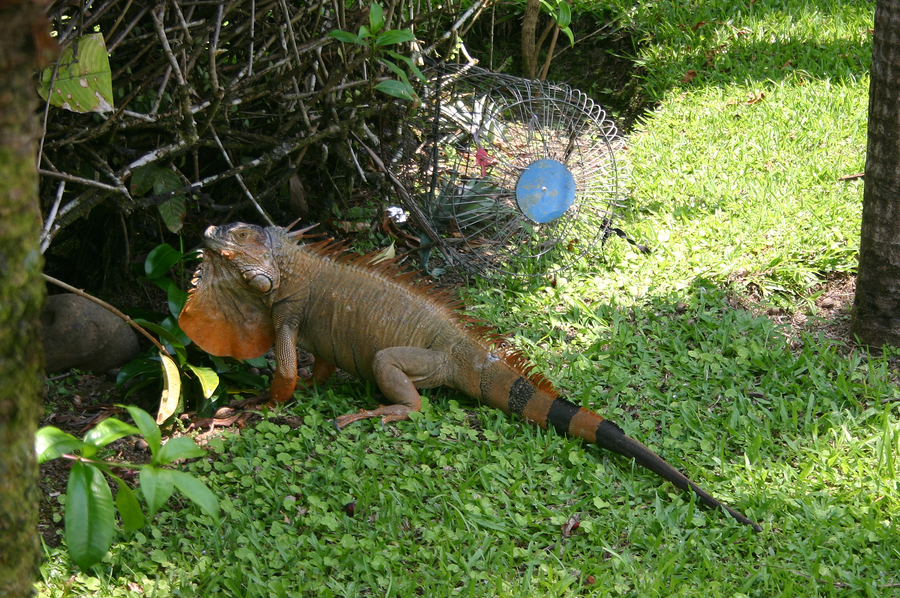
130,165 -> 186,233
328,30 -> 365,45
157,437 -> 206,465
170,470 -> 220,524
131,319 -> 187,364
116,357 -> 159,389
166,284 -> 189,320
131,163 -> 181,196
158,194 -> 186,234
376,79 -> 418,102
144,244 -> 183,279
35,426 -> 86,464
368,2 -> 385,33
82,418 -> 141,449
374,29 -> 415,47
385,50 -> 426,82
139,465 -> 174,518
157,352 -> 182,424
112,476 -> 145,533
65,462 -> 115,570
123,405 -> 162,457
38,33 -> 114,114
556,1 -> 572,29
186,363 -> 220,400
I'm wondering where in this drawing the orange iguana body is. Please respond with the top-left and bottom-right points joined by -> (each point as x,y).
179,222 -> 761,531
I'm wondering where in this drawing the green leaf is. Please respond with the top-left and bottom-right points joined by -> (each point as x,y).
112,478 -> 145,533
65,462 -> 115,570
157,437 -> 206,465
186,363 -> 220,400
369,2 -> 385,34
139,465 -> 174,518
166,284 -> 189,320
556,1 -> 572,29
119,378 -> 159,403
131,163 -> 181,197
159,315 -> 191,348
38,33 -> 114,114
170,470 -> 220,524
243,356 -> 269,368
158,193 -> 186,234
209,355 -> 229,373
144,244 -> 183,279
374,29 -> 416,47
123,405 -> 162,457
379,58 -> 409,80
36,426 -> 86,464
82,418 -> 141,449
116,357 -> 159,389
386,51 -> 426,82
157,353 -> 182,424
561,25 -> 575,47
221,369 -> 267,389
375,79 -> 418,102
328,30 -> 365,45
132,319 -> 187,362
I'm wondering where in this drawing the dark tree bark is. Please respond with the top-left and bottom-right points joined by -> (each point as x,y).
521,0 -> 541,79
0,0 -> 53,595
851,0 -> 900,347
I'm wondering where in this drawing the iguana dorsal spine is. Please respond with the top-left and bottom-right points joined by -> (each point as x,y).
179,222 -> 761,532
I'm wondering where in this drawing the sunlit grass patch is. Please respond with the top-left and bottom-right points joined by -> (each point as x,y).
611,76 -> 866,301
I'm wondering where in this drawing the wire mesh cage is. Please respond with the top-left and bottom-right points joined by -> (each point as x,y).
388,64 -> 627,276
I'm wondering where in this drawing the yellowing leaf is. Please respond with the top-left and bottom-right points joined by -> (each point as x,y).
157,353 -> 181,424
38,33 -> 114,114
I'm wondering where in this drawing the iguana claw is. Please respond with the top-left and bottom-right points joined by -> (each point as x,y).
333,405 -> 415,429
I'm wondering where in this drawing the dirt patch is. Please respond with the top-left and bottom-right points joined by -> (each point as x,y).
726,273 -> 856,348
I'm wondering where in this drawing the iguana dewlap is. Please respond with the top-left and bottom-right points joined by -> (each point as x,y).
179,222 -> 761,531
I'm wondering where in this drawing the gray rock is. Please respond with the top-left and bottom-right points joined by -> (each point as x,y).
40,293 -> 140,374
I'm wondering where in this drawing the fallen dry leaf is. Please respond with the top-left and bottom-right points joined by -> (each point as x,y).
681,70 -> 697,84
746,90 -> 765,104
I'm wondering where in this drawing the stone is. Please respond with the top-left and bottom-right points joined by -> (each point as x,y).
40,293 -> 140,374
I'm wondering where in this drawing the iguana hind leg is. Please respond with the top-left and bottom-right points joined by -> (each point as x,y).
304,358 -> 336,386
333,347 -> 453,428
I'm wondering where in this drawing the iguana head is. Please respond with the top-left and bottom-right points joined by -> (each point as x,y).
179,223 -> 280,360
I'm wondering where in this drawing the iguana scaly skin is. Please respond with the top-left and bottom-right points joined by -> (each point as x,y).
179,222 -> 762,531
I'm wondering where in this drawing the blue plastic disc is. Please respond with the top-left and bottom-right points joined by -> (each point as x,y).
515,159 -> 576,223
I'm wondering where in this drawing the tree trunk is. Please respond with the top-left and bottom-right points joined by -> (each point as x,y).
851,0 -> 900,347
0,1 -> 52,595
521,0 -> 541,79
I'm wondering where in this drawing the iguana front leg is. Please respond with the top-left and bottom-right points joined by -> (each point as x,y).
269,324 -> 300,404
333,347 -> 453,428
270,328 -> 338,404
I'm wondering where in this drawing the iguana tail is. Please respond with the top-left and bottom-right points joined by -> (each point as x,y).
592,417 -> 762,531
476,358 -> 762,531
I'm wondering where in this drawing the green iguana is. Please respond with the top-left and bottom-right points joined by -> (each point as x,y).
179,222 -> 762,532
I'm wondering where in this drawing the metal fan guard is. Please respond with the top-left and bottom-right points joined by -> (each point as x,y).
389,64 -> 626,276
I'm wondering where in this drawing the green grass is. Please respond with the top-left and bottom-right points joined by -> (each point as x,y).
36,0 -> 900,596
614,76 -> 865,302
